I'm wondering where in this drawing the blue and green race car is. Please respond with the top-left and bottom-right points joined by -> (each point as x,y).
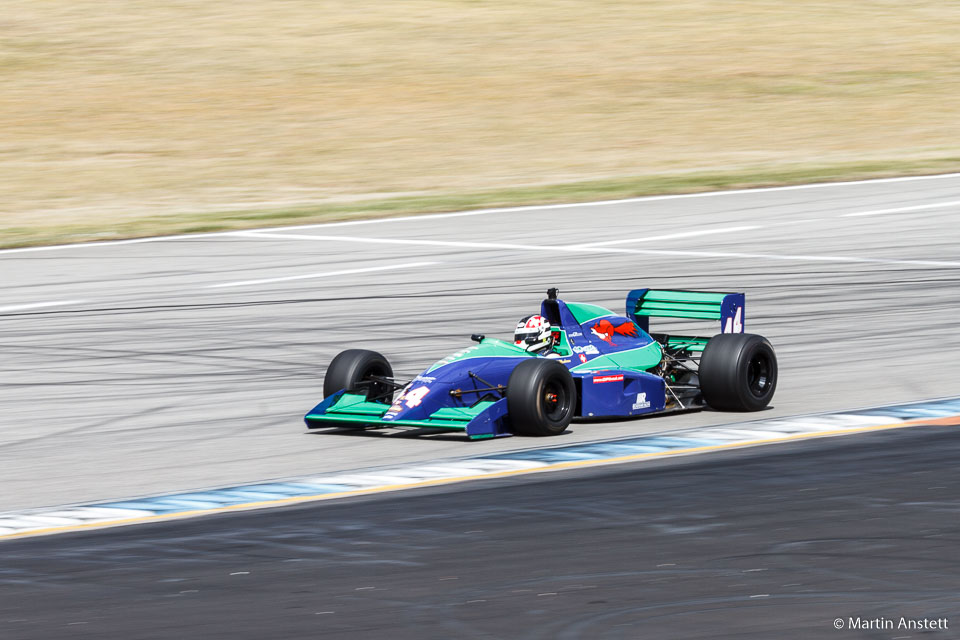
305,288 -> 777,439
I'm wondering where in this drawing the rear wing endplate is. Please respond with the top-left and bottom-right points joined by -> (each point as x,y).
626,289 -> 745,334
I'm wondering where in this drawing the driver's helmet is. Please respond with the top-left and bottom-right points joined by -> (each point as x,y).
514,314 -> 553,353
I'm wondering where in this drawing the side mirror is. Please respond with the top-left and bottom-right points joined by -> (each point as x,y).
471,334 -> 485,343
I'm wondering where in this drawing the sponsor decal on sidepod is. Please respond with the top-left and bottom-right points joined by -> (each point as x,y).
593,375 -> 624,384
632,393 -> 650,410
573,344 -> 600,355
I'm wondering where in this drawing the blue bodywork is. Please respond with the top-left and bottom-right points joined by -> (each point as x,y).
306,289 -> 746,439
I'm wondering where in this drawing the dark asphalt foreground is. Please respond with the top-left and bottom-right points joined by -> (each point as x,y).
2,427 -> 959,640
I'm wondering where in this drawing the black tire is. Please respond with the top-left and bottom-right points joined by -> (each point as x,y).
699,333 -> 777,411
323,349 -> 394,404
507,359 -> 577,436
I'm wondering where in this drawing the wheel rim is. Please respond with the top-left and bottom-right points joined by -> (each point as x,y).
542,377 -> 571,422
746,351 -> 772,398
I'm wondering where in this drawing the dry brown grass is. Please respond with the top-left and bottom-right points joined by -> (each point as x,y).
2,1 -> 960,245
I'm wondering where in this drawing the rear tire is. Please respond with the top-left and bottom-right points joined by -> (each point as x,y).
323,349 -> 395,404
507,359 -> 576,436
699,333 -> 777,411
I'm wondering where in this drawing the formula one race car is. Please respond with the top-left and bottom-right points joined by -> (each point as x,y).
305,288 -> 777,439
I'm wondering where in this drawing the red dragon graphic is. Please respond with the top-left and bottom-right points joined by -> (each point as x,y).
589,319 -> 639,346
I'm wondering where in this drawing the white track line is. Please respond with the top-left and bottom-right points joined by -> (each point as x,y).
0,300 -> 87,313
841,199 -> 960,217
233,231 -> 564,252
207,261 -> 440,288
1,236 -> 180,255
241,231 -> 960,268
2,172 -> 959,255
572,226 -> 761,249
593,248 -> 960,268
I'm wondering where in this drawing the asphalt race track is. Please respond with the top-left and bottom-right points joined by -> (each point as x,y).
2,174 -> 960,637
3,174 -> 960,510
1,426 -> 957,640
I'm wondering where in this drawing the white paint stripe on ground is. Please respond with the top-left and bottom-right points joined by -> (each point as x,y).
206,261 -> 440,288
0,300 -> 87,313
0,236 -> 182,255
240,231 -> 960,268
234,231 -> 563,252
593,248 -> 960,268
841,199 -> 960,217
571,226 -> 761,248
2,172 -> 959,255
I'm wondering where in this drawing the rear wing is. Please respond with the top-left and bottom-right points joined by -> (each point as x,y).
626,289 -> 745,334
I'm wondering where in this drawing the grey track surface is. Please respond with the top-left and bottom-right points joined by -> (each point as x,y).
1,426 -> 957,640
2,175 -> 960,511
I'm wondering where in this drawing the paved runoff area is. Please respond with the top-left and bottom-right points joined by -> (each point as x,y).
2,173 -> 960,513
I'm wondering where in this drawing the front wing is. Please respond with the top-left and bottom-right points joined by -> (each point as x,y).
305,392 -> 513,440
306,370 -> 690,438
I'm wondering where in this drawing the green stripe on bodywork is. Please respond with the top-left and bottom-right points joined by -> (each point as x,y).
430,402 -> 496,421
635,308 -> 720,320
663,335 -> 709,353
571,341 -> 663,372
565,302 -> 615,324
635,290 -> 727,320
325,393 -> 390,416
426,338 -> 529,372
642,290 -> 727,303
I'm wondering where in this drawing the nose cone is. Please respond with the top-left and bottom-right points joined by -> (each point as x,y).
383,344 -> 529,422
381,381 -> 443,422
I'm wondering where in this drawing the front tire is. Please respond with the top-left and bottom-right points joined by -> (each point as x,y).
699,333 -> 777,411
323,349 -> 394,404
507,359 -> 577,436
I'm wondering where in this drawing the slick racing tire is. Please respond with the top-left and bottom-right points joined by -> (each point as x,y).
699,333 -> 777,411
323,349 -> 395,404
507,359 -> 577,436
